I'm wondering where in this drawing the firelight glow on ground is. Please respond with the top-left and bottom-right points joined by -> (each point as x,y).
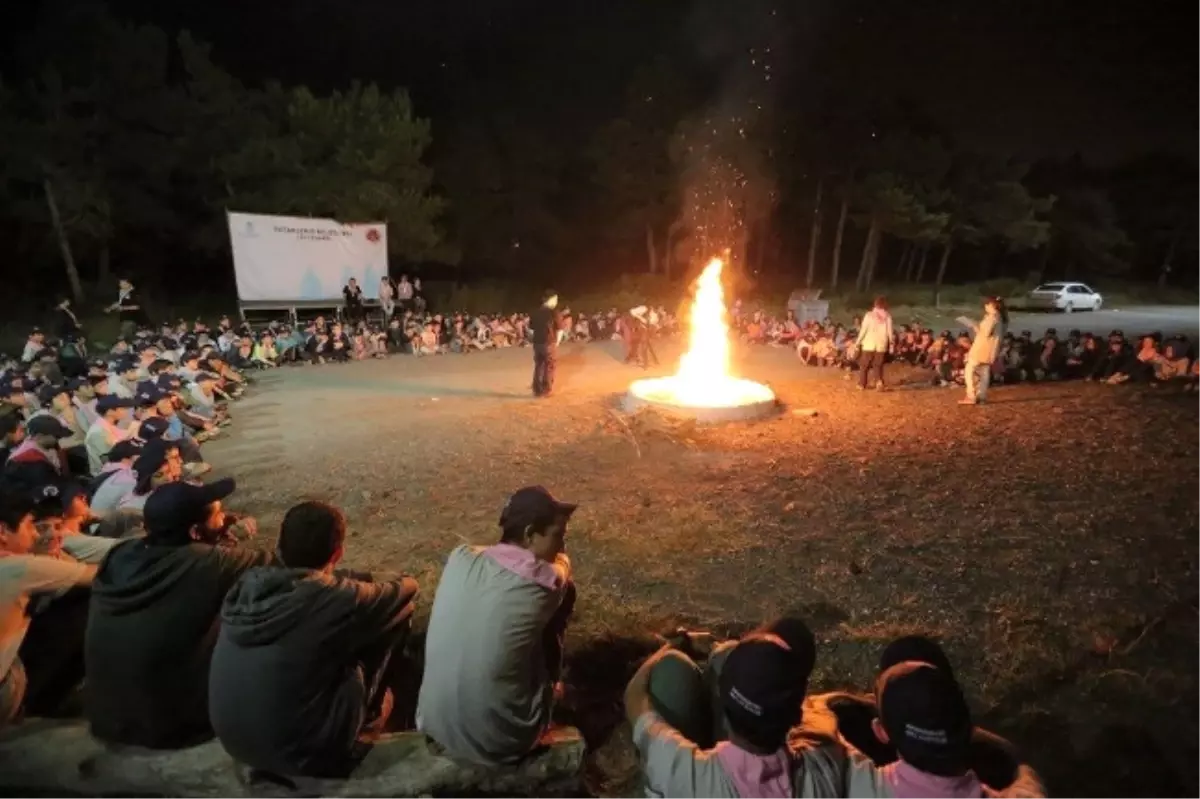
628,257 -> 776,409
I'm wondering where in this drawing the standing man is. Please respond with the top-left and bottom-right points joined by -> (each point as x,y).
855,296 -> 894,391
530,290 -> 562,398
105,278 -> 147,341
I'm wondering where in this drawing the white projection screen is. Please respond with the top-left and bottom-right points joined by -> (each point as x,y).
227,211 -> 389,303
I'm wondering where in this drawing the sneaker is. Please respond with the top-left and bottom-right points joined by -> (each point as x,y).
957,398 -> 978,405
184,462 -> 213,478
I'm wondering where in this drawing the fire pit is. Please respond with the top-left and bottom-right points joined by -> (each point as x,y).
622,257 -> 777,423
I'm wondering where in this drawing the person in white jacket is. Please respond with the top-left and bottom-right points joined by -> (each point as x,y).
855,297 -> 894,390
960,297 -> 1008,405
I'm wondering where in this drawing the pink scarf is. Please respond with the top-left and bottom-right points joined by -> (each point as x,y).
714,742 -> 792,798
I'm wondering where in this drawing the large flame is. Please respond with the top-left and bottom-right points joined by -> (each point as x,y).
628,257 -> 775,408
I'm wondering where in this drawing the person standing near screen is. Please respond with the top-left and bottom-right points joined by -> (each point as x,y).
530,290 -> 562,398
342,278 -> 364,325
378,275 -> 396,321
396,274 -> 414,312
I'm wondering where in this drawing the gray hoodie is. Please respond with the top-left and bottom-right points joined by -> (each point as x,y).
208,566 -> 418,777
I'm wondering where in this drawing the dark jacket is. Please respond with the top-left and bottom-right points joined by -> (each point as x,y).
530,305 -> 561,351
85,538 -> 272,748
118,287 -> 150,325
208,566 -> 419,776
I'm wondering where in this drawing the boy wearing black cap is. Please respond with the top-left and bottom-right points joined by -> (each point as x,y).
209,501 -> 419,777
832,637 -> 1043,798
85,478 -> 273,748
89,440 -> 143,517
116,439 -> 184,513
4,415 -> 75,486
84,395 -> 141,475
0,482 -> 97,726
624,622 -> 844,798
417,485 -> 577,765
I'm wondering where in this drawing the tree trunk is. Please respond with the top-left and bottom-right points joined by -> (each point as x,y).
98,242 -> 112,287
1158,226 -> 1181,289
663,220 -> 684,280
830,198 -> 848,289
933,241 -> 954,308
864,232 -> 883,291
914,244 -> 930,282
855,218 -> 879,292
902,244 -> 918,282
805,177 -> 823,287
645,223 -> 658,275
1033,238 -> 1052,284
896,243 -> 914,281
44,178 -> 84,304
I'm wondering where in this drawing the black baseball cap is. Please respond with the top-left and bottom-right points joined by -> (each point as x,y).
133,438 -> 178,482
31,480 -> 86,519
36,383 -> 68,406
97,395 -> 137,412
135,386 -> 165,407
26,415 -> 71,439
143,477 -> 235,538
718,629 -> 812,742
879,635 -> 955,678
136,416 -> 170,441
876,661 -> 972,776
108,439 -> 144,462
499,485 -> 577,531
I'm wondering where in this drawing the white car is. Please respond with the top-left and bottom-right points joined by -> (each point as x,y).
1026,282 -> 1104,313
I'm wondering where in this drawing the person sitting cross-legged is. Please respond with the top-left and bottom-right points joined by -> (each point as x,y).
209,501 -> 419,778
416,485 -> 578,766
85,478 -> 272,748
820,636 -> 1045,798
624,620 -> 845,798
0,482 -> 98,727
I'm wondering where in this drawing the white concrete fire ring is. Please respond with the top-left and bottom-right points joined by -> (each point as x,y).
621,377 -> 779,423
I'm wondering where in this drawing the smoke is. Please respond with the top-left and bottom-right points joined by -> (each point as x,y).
674,1 -> 833,274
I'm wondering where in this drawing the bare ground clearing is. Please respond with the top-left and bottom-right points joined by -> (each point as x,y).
204,340 -> 1200,797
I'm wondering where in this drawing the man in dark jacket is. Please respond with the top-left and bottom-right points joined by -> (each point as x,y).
85,478 -> 271,748
209,501 -> 419,777
529,290 -> 562,398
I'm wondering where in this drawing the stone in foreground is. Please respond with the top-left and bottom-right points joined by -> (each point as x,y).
0,719 -> 585,797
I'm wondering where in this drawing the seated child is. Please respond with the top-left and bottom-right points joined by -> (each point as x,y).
830,636 -> 1045,798
624,619 -> 844,798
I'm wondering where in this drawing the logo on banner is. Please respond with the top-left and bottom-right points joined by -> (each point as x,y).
365,228 -> 381,244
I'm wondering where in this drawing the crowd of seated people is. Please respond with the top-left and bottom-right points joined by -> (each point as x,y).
725,303 -> 1199,392
0,453 -> 1047,797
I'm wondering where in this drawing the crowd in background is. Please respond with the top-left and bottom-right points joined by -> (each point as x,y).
726,301 -> 1200,392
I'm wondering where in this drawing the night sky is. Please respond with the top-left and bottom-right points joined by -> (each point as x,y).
62,0 -> 1195,166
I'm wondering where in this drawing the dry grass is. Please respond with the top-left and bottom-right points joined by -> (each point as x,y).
205,342 -> 1199,797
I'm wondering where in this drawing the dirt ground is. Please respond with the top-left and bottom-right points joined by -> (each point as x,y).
206,340 -> 1199,797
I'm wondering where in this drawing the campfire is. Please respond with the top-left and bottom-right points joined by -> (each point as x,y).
627,257 -> 775,414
